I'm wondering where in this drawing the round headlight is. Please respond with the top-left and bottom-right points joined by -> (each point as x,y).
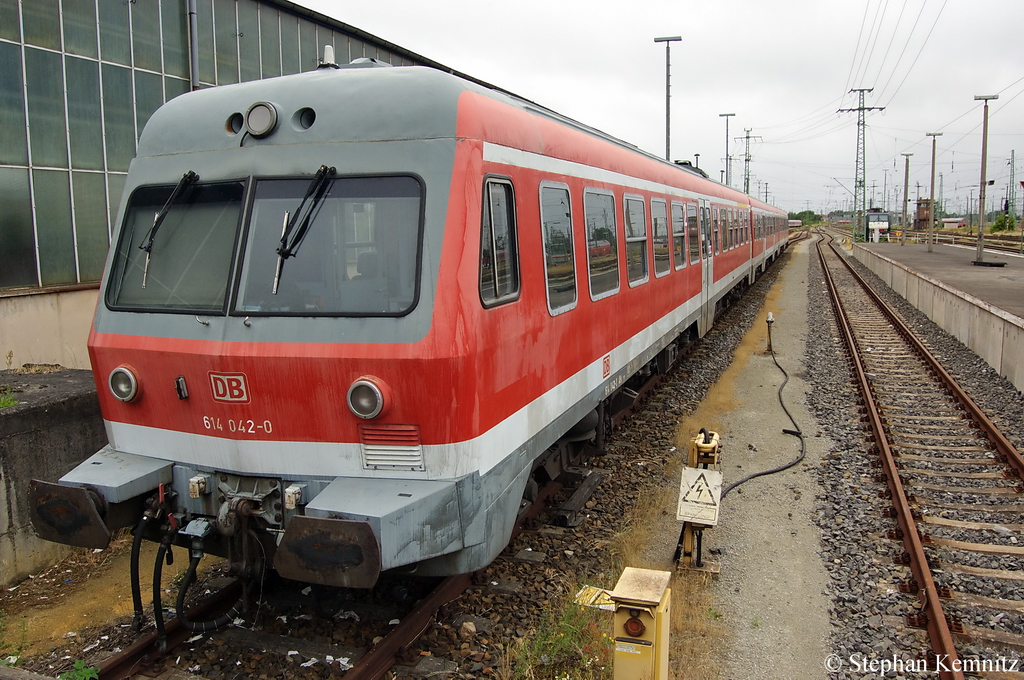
346,377 -> 392,419
245,102 -> 278,138
109,366 -> 139,402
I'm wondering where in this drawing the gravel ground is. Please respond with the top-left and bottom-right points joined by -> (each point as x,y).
808,236 -> 1024,678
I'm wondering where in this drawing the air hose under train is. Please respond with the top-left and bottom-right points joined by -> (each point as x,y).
721,315 -> 806,497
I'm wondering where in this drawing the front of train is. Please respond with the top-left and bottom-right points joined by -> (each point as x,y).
30,61 -> 519,602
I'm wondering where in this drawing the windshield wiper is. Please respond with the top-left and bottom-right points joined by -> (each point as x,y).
273,164 -> 335,294
138,170 -> 199,288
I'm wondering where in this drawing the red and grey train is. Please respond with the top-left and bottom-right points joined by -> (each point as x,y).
31,56 -> 787,606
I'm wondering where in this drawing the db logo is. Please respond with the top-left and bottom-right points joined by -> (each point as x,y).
602,355 -> 611,378
209,372 -> 250,403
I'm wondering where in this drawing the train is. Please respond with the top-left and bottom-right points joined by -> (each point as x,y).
30,52 -> 787,617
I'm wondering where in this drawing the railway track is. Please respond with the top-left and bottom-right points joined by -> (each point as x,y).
17,250 -> 789,680
818,232 -> 1024,678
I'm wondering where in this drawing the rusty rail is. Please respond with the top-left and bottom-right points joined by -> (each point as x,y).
98,580 -> 243,680
817,234 -> 962,680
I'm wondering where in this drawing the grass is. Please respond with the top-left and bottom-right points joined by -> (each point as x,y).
498,575 -> 613,680
0,387 -> 16,409
57,659 -> 99,680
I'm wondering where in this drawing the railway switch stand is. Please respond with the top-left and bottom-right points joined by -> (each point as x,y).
674,429 -> 722,572
610,567 -> 671,680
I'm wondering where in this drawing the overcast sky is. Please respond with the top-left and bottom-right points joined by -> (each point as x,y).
303,0 -> 1023,216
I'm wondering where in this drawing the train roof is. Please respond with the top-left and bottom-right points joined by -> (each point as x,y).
137,61 -> 779,211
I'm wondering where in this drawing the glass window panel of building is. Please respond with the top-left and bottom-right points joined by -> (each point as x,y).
0,0 -> 430,292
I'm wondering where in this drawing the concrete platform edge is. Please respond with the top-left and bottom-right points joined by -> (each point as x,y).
852,243 -> 1024,394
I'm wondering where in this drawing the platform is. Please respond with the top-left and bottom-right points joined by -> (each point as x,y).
858,241 -> 1024,320
852,240 -> 1024,394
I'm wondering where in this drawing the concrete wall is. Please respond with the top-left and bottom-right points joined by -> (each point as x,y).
0,370 -> 106,585
0,289 -> 97,370
852,244 -> 1024,394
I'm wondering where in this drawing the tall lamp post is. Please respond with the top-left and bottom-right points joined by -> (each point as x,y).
974,94 -> 998,264
926,132 -> 942,253
719,113 -> 735,186
654,36 -> 681,161
900,153 -> 912,246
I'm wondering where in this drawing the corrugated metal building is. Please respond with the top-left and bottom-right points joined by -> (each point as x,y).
0,0 -> 454,368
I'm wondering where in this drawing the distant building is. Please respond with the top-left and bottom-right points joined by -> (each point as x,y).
0,0 -> 453,368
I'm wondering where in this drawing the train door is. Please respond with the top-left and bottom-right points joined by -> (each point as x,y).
698,198 -> 713,336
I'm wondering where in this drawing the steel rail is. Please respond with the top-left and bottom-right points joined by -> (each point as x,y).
828,238 -> 1024,480
816,234 -> 963,680
98,580 -> 243,680
341,573 -> 472,680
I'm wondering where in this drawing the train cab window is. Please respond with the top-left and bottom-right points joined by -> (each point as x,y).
479,178 -> 520,306
686,203 -> 699,265
107,180 -> 245,312
624,196 -> 648,286
235,175 -> 422,316
584,189 -> 619,300
540,184 -> 576,314
652,199 -> 670,276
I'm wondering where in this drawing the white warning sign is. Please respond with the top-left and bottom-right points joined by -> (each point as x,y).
676,467 -> 722,525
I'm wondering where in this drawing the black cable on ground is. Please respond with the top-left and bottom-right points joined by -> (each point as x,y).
721,327 -> 806,498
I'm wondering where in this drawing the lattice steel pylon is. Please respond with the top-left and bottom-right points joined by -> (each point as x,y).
838,89 -> 884,241
739,129 -> 760,196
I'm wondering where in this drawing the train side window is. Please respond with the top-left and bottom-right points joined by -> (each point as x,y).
584,189 -> 619,300
713,208 -> 721,254
624,195 -> 648,286
479,178 -> 520,307
726,209 -> 733,250
671,202 -> 686,270
652,199 -> 670,276
685,203 -> 699,265
540,183 -> 576,315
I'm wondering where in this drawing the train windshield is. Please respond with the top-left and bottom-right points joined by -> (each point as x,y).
236,175 -> 422,316
106,181 -> 245,312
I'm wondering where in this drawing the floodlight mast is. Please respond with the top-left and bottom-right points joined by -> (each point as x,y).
654,36 -> 682,161
974,94 -> 998,264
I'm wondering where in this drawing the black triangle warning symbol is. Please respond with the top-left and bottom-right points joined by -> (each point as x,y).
682,472 -> 718,506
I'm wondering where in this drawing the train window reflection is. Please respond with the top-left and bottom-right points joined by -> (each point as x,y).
540,184 -> 576,314
237,175 -> 422,316
106,181 -> 244,312
687,203 -> 699,265
671,202 -> 686,270
584,189 -> 619,300
652,199 -> 670,276
479,178 -> 520,306
624,196 -> 648,286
